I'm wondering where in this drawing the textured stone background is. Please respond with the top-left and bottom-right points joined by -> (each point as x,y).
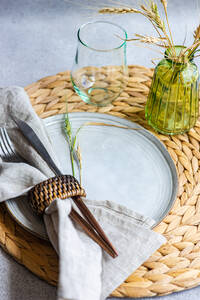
1,0 -> 200,299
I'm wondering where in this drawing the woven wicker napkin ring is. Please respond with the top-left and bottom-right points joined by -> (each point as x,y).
29,175 -> 86,215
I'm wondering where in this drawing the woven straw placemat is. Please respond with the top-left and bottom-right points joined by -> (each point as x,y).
1,65 -> 200,297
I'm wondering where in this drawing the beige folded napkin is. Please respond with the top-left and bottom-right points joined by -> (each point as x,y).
0,87 -> 166,300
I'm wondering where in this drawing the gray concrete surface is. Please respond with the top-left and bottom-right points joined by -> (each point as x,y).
1,0 -> 200,299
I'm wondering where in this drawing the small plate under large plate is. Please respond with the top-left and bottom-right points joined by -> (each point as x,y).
6,112 -> 178,239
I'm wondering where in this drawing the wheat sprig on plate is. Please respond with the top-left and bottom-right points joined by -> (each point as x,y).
65,101 -> 83,179
76,143 -> 82,186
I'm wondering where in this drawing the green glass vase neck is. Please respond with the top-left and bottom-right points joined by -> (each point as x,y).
164,45 -> 194,65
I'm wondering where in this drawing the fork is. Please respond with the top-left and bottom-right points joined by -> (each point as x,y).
0,127 -> 22,162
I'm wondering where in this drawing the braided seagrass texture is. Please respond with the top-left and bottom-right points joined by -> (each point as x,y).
1,65 -> 200,297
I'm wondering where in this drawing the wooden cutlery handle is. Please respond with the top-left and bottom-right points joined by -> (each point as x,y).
72,196 -> 118,257
70,208 -> 117,258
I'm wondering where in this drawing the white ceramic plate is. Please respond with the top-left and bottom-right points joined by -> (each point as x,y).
6,112 -> 178,239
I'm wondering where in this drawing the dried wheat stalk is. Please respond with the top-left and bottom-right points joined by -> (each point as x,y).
127,34 -> 166,47
98,0 -> 200,63
99,7 -> 140,14
194,25 -> 200,42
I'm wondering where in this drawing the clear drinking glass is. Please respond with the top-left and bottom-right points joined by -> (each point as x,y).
71,21 -> 128,106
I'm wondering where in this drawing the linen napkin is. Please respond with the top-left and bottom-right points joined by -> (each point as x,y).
0,87 -> 166,300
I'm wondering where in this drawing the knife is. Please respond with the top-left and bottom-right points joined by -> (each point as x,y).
12,116 -> 62,176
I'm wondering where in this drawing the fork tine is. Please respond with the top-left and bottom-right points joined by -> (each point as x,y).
0,135 -> 7,158
0,128 -> 20,162
1,128 -> 16,156
0,128 -> 11,159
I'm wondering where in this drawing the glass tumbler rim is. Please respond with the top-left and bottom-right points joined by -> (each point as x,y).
77,20 -> 127,52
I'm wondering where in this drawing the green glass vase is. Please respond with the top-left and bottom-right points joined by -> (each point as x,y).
145,46 -> 199,135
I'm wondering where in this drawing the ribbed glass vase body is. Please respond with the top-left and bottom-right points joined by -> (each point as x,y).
145,52 -> 199,135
